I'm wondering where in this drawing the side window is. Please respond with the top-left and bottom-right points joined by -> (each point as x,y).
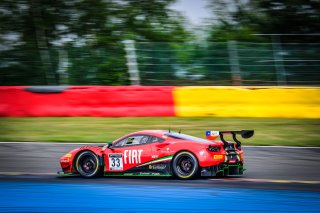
139,135 -> 150,144
151,136 -> 165,143
113,137 -> 128,147
113,135 -> 150,147
126,136 -> 141,145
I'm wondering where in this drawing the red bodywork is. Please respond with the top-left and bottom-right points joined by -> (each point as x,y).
60,130 -> 244,177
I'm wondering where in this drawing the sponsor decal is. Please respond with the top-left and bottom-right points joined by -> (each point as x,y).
64,153 -> 72,158
138,172 -> 161,176
60,158 -> 70,163
160,148 -> 171,153
213,154 -> 224,160
149,164 -> 167,170
151,173 -> 161,176
124,149 -> 143,164
109,153 -> 123,171
137,155 -> 173,167
206,130 -> 219,140
61,153 -> 72,163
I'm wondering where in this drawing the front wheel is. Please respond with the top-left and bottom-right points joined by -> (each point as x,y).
75,151 -> 101,178
172,151 -> 199,179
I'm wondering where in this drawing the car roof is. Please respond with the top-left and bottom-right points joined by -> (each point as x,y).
128,130 -> 212,143
129,130 -> 166,137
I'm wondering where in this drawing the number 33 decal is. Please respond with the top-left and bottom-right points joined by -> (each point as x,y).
111,158 -> 121,167
108,154 -> 123,171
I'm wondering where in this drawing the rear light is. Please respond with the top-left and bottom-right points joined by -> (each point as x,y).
207,145 -> 221,152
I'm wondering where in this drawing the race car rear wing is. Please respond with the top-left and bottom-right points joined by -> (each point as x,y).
206,130 -> 254,148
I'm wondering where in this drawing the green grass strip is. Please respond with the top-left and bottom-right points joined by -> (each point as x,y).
0,117 -> 319,146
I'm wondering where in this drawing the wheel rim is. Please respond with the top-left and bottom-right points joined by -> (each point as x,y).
176,155 -> 195,176
79,155 -> 97,175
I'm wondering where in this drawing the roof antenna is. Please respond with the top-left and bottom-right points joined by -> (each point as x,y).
178,129 -> 181,134
168,128 -> 171,133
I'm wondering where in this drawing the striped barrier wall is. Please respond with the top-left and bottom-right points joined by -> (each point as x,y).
0,86 -> 319,118
0,86 -> 175,117
173,86 -> 320,118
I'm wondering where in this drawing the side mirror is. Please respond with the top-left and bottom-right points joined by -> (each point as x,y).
103,143 -> 113,150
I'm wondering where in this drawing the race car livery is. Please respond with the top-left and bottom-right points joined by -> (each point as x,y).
58,130 -> 254,179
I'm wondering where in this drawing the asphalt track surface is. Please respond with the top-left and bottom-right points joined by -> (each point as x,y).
0,142 -> 320,181
0,142 -> 319,212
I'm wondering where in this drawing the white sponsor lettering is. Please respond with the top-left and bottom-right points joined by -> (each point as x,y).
132,149 -> 137,162
124,150 -> 143,164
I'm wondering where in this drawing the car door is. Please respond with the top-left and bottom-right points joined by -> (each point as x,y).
149,135 -> 173,159
105,134 -> 152,172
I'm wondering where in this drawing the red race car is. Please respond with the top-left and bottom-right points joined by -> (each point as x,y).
58,130 -> 254,179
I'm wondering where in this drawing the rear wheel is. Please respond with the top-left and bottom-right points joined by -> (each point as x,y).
172,151 -> 199,179
75,151 -> 101,178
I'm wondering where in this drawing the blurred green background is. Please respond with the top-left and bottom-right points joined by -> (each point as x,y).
1,0 -> 319,86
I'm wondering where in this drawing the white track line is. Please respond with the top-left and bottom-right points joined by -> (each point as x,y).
208,178 -> 320,184
0,142 -> 100,145
244,145 -> 320,149
0,172 -> 319,184
0,172 -> 56,176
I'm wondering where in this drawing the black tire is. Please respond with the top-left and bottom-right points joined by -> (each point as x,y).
172,151 -> 199,179
75,151 -> 101,178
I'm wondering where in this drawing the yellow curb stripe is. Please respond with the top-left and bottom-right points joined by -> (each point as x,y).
208,178 -> 320,184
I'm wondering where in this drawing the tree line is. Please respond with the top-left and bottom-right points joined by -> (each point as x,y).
0,0 -> 319,85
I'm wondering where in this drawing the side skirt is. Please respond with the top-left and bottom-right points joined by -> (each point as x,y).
104,160 -> 173,177
104,173 -> 172,177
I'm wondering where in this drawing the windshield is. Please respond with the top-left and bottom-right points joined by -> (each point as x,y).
164,131 -> 211,143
